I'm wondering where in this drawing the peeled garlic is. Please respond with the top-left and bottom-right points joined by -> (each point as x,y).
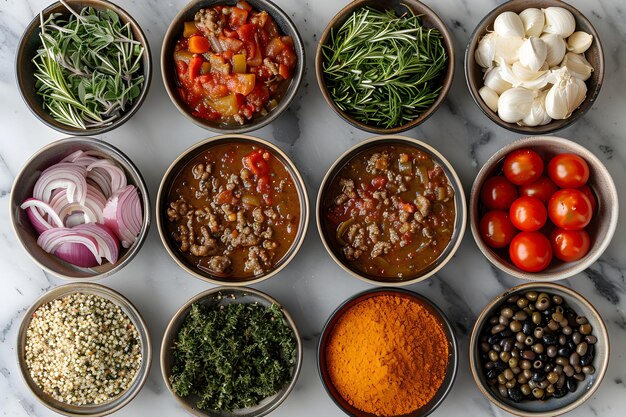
567,31 -> 593,54
494,11 -> 525,38
512,61 -> 546,81
518,66 -> 551,90
545,68 -> 587,119
518,37 -> 548,72
560,52 -> 593,81
475,32 -> 498,68
519,8 -> 545,37
521,91 -> 552,126
498,58 -> 522,87
543,7 -> 576,38
479,86 -> 500,112
483,67 -> 512,94
495,35 -> 524,65
498,87 -> 534,123
541,33 -> 567,67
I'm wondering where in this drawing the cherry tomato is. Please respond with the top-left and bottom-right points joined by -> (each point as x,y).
547,153 -> 590,188
479,211 -> 518,249
510,196 -> 547,232
548,189 -> 593,230
519,176 -> 559,203
503,149 -> 544,186
577,185 -> 597,213
550,228 -> 591,262
480,176 -> 519,210
509,232 -> 553,272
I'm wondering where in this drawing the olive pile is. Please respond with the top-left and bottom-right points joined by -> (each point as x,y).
478,291 -> 597,402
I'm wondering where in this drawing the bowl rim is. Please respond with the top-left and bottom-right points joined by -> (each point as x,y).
468,281 -> 610,417
315,0 -> 455,134
16,282 -> 153,417
160,0 -> 305,134
316,134 -> 467,286
463,0 -> 605,135
316,287 -> 459,417
156,133 -> 310,285
9,136 -> 151,280
15,0 -> 153,136
159,285 -> 303,417
469,135 -> 619,281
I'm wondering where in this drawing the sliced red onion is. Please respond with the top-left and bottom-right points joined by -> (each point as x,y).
87,168 -> 112,198
49,189 -> 102,225
54,242 -> 99,267
87,159 -> 127,195
38,228 -> 101,266
21,198 -> 64,234
33,163 -> 87,205
60,150 -> 84,163
103,185 -> 143,248
73,224 -> 119,264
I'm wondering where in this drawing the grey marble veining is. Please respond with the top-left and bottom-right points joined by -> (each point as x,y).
0,0 -> 625,416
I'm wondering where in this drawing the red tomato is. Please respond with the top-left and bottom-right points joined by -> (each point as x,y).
509,232 -> 553,272
548,189 -> 593,230
479,211 -> 518,249
550,228 -> 591,262
510,196 -> 547,232
548,153 -> 590,188
503,149 -> 544,186
577,185 -> 597,213
480,176 -> 519,210
519,176 -> 559,203
242,148 -> 270,177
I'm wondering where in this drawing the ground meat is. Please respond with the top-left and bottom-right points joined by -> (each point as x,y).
339,178 -> 356,198
398,210 -> 410,223
263,240 -> 278,250
366,152 -> 389,173
240,168 -> 253,188
334,193 -> 349,205
263,57 -> 279,76
207,255 -> 231,273
195,8 -> 221,37
371,242 -> 391,258
415,195 -> 432,218
245,246 -> 271,276
389,229 -> 400,245
264,207 -> 277,220
226,173 -> 240,191
252,207 -> 264,223
367,223 -> 380,243
344,246 -> 363,261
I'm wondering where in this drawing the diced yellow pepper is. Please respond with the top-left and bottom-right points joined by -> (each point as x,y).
232,54 -> 247,74
210,94 -> 240,116
183,21 -> 199,37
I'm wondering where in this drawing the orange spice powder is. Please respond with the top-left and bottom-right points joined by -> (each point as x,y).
325,294 -> 449,417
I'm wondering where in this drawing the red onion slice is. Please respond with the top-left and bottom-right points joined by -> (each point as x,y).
33,163 -> 87,205
73,224 -> 119,264
21,198 -> 64,234
38,228 -> 101,266
87,169 -> 112,198
87,160 -> 127,195
54,242 -> 99,268
60,150 -> 84,163
103,185 -> 143,248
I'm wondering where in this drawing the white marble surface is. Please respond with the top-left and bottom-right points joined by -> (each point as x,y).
1,0 -> 625,416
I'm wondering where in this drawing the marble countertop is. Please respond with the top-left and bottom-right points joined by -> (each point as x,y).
1,0 -> 625,416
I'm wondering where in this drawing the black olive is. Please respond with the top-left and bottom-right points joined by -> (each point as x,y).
486,369 -> 499,379
538,353 -> 548,362
494,360 -> 507,372
566,378 -> 578,392
488,334 -> 501,345
580,353 -> 594,366
532,370 -> 546,382
542,334 -> 558,345
553,387 -> 568,398
508,387 -> 523,402
558,347 -> 571,357
522,321 -> 534,335
500,328 -> 514,338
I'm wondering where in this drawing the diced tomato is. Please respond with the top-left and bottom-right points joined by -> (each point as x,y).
266,37 -> 286,59
243,148 -> 270,177
399,202 -> 416,213
278,63 -> 291,79
225,73 -> 256,95
236,1 -> 252,11
264,17 -> 279,37
219,35 -> 244,52
192,102 -> 221,121
371,176 -> 388,190
223,28 -> 238,38
198,75 -> 229,99
229,6 -> 249,27
245,85 -> 269,110
255,11 -> 269,27
188,56 -> 204,80
327,199 -> 356,225
175,60 -> 189,84
188,35 -> 211,53
276,47 -> 297,68
257,175 -> 270,193
237,24 -> 256,43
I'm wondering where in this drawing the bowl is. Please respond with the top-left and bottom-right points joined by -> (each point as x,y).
317,135 -> 466,286
469,282 -> 609,416
17,282 -> 152,417
317,287 -> 458,417
161,0 -> 305,133
161,286 -> 303,417
465,0 -> 604,134
469,135 -> 618,281
315,0 -> 454,134
156,134 -> 309,285
16,0 -> 152,135
10,137 -> 151,280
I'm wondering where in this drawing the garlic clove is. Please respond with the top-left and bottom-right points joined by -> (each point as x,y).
512,61 -> 547,81
542,7 -> 576,38
494,11 -> 525,38
519,8 -> 545,37
545,69 -> 587,119
560,52 -> 594,81
475,32 -> 498,68
567,31 -> 593,54
479,86 -> 500,112
494,35 -> 524,65
497,87 -> 534,123
540,33 -> 567,67
520,91 -> 552,126
519,72 -> 550,90
484,66 -> 513,94
498,58 -> 522,87
519,37 -> 548,72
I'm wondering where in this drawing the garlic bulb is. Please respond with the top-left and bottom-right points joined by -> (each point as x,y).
518,37 -> 547,72
512,61 -> 546,81
519,8 -> 545,37
475,32 -> 498,68
498,87 -> 534,123
543,7 -> 576,38
479,86 -> 500,112
521,92 -> 552,126
560,52 -> 593,81
494,11 -> 525,38
494,35 -> 524,65
567,31 -> 593,54
541,33 -> 567,67
483,67 -> 512,94
545,69 -> 587,119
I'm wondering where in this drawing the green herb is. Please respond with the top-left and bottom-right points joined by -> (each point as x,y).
33,0 -> 145,129
169,301 -> 297,411
322,7 -> 447,128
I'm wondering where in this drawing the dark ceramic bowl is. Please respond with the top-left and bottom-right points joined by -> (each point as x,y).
465,0 -> 604,134
161,0 -> 305,133
317,288 -> 458,417
16,0 -> 152,135
469,136 -> 618,281
469,282 -> 609,416
315,0 -> 454,134
10,137 -> 151,280
160,286 -> 302,417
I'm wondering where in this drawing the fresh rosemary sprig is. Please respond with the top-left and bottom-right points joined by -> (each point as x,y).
33,0 -> 145,129
322,7 -> 447,128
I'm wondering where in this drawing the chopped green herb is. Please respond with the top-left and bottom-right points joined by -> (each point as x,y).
169,301 -> 296,411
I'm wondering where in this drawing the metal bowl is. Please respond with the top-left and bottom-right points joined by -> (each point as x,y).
316,135 -> 466,286
161,0 -> 305,133
10,137 -> 151,280
15,0 -> 152,135
469,136 -> 618,281
317,287 -> 458,417
156,134 -> 309,285
160,286 -> 303,417
16,282 -> 152,417
469,282 -> 609,416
